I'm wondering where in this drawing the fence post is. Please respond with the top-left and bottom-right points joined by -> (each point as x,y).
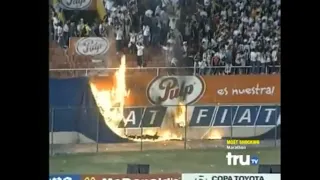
50,108 -> 54,156
184,104 -> 187,150
274,105 -> 277,147
156,68 -> 159,76
230,106 -> 233,139
140,108 -> 143,152
96,107 -> 99,153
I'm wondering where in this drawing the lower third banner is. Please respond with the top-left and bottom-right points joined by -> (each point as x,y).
50,175 -> 81,180
182,173 -> 280,180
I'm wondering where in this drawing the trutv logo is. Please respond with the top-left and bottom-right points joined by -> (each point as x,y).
226,152 -> 259,166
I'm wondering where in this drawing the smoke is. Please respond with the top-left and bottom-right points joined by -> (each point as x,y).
171,29 -> 183,66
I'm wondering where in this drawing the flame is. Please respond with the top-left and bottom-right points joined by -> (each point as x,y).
207,130 -> 222,140
90,55 -> 183,142
90,56 -> 130,138
90,55 -> 221,142
174,102 -> 186,127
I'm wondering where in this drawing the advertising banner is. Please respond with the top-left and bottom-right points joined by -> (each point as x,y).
69,37 -> 110,56
50,174 -> 81,180
90,75 -> 280,106
182,173 -> 280,180
81,174 -> 181,180
60,0 -> 97,10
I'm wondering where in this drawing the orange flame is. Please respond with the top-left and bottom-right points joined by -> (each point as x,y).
90,55 -> 222,141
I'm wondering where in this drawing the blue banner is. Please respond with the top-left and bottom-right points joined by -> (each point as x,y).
120,105 -> 280,128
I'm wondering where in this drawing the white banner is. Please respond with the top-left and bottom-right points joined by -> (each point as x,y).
182,173 -> 280,180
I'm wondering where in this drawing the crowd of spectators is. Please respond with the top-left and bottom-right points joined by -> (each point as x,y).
50,0 -> 281,76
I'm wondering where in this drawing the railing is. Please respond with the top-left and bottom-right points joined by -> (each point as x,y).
49,65 -> 281,77
49,104 -> 280,155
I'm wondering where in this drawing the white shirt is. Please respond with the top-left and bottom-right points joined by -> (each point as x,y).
260,54 -> 266,63
250,41 -> 256,50
202,38 -> 208,49
221,10 -> 226,18
185,23 -> 191,36
248,17 -> 254,25
235,53 -> 241,64
99,24 -> 105,34
155,6 -> 161,16
206,50 -> 213,64
256,52 -> 261,62
169,18 -> 176,30
241,16 -> 248,23
171,58 -> 178,66
143,25 -> 150,36
266,53 -> 271,63
272,50 -> 278,62
137,34 -> 143,44
136,44 -> 144,56
104,0 -> 114,11
129,33 -> 136,43
77,24 -> 84,32
262,22 -> 267,30
202,52 -> 207,61
219,51 -> 225,60
254,22 -> 260,33
57,26 -> 63,36
116,30 -> 123,40
210,39 -> 217,48
63,24 -> 69,32
250,51 -> 257,62
198,60 -> 207,69
52,17 -> 59,26
204,0 -> 210,7
238,23 -> 243,32
162,46 -> 173,51
239,2 -> 244,10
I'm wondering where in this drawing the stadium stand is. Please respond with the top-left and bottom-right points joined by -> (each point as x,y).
49,0 -> 280,78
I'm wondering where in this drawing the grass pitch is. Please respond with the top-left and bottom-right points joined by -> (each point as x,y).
49,148 -> 280,174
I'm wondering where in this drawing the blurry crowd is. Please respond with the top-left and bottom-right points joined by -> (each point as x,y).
50,0 -> 281,75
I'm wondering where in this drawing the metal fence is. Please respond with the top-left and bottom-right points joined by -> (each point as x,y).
49,66 -> 281,77
49,104 -> 280,155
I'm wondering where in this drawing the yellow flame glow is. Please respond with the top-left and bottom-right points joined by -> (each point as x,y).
90,56 -> 130,138
174,102 -> 186,127
90,55 -> 184,141
207,130 -> 222,140
90,55 -> 222,141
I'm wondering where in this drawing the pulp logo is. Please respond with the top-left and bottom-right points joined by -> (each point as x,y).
226,152 -> 259,166
60,0 -> 92,10
146,76 -> 205,106
75,37 -> 110,56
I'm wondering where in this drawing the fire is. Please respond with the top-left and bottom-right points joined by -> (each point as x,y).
90,55 -> 221,141
204,130 -> 222,140
174,102 -> 186,127
90,56 -> 130,138
90,55 -> 183,142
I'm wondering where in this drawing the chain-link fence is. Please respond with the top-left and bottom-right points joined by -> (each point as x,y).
49,104 -> 280,156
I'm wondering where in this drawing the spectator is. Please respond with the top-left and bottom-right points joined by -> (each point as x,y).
63,21 -> 69,48
57,23 -> 63,47
128,31 -> 137,54
115,26 -> 123,54
225,46 -> 232,75
136,42 -> 145,68
50,0 -> 281,75
250,49 -> 257,74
